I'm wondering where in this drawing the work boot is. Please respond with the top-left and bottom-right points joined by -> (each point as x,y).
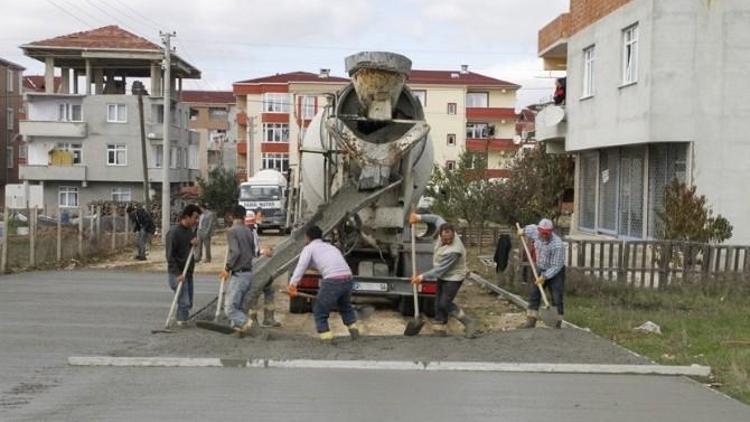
431,322 -> 447,337
454,310 -> 478,339
244,312 -> 262,337
554,312 -> 563,329
319,331 -> 334,341
518,317 -> 537,329
234,319 -> 254,335
263,309 -> 282,328
347,323 -> 360,340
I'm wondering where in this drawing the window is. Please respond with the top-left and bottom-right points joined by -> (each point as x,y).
582,46 -> 595,97
18,144 -> 27,161
300,96 -> 317,119
466,123 -> 489,139
59,186 -> 79,208
169,147 -> 178,169
57,103 -> 82,122
579,152 -> 598,230
263,123 -> 289,143
446,160 -> 456,170
7,69 -> 13,92
55,143 -> 82,164
412,90 -> 427,107
622,24 -> 639,84
189,108 -> 199,121
106,144 -> 127,166
107,104 -> 127,123
447,103 -> 457,115
152,145 -> 163,168
466,92 -> 489,108
262,152 -> 289,172
6,147 -> 13,169
151,105 -> 164,124
209,107 -> 228,120
447,133 -> 456,146
262,93 -> 290,113
111,187 -> 132,202
6,108 -> 12,130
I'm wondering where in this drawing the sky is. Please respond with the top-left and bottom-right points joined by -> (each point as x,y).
0,0 -> 569,109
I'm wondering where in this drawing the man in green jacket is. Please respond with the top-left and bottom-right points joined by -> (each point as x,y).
410,213 -> 477,338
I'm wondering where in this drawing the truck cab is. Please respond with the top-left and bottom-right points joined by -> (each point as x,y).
238,169 -> 290,234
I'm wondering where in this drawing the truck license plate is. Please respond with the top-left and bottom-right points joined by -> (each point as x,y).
353,282 -> 388,292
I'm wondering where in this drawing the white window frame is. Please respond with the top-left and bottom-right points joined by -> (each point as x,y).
111,187 -> 132,202
262,93 -> 290,113
6,146 -> 13,169
446,160 -> 456,170
412,90 -> 427,107
55,142 -> 83,164
622,24 -> 639,85
300,95 -> 317,119
261,152 -> 289,172
7,69 -> 13,92
466,92 -> 489,108
106,144 -> 127,166
447,133 -> 456,146
170,146 -> 177,169
152,145 -> 163,168
58,186 -> 79,208
209,107 -> 228,120
263,123 -> 289,143
58,103 -> 83,122
447,103 -> 457,115
466,123 -> 489,139
6,108 -> 13,130
582,45 -> 596,98
106,103 -> 127,123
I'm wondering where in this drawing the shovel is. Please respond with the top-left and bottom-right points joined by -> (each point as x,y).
214,248 -> 231,322
516,223 -> 558,328
404,222 -> 425,336
152,247 -> 195,334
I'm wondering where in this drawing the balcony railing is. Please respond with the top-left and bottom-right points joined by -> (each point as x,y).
466,138 -> 517,152
20,164 -> 86,181
466,107 -> 516,121
539,13 -> 571,55
20,120 -> 87,138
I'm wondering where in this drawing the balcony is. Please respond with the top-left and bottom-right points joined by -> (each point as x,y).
538,13 -> 570,71
148,168 -> 193,183
535,104 -> 567,146
20,120 -> 87,138
20,164 -> 86,181
466,107 -> 516,121
486,169 -> 512,179
466,138 -> 517,153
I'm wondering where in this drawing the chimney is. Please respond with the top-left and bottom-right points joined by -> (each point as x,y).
319,68 -> 331,79
460,64 -> 469,74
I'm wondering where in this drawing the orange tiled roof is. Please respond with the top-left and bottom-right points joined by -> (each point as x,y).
26,25 -> 160,50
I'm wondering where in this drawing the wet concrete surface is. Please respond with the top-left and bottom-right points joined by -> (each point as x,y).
2,270 -> 748,421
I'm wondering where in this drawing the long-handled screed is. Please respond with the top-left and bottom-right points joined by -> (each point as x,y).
404,221 -> 425,336
152,247 -> 195,334
214,248 -> 231,322
516,223 -> 558,327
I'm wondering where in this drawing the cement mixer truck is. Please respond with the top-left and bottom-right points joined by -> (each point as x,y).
244,51 -> 442,317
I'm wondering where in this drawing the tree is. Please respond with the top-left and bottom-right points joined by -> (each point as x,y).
197,168 -> 239,216
494,146 -> 574,225
657,179 -> 732,243
426,152 -> 500,233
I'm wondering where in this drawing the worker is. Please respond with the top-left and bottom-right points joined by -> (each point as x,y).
244,210 -> 280,327
517,218 -> 566,329
219,205 -> 264,334
409,213 -> 477,338
195,204 -> 217,263
127,205 -> 155,261
287,225 -> 359,341
165,204 -> 201,326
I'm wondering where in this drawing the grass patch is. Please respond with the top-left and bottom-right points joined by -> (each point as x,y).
466,246 -> 750,404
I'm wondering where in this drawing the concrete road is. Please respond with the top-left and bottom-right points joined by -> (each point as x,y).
1,271 -> 749,421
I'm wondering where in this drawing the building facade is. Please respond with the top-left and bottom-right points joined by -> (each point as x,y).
537,0 -> 750,243
181,90 -> 238,179
233,68 -> 520,180
17,25 -> 201,210
0,58 -> 25,202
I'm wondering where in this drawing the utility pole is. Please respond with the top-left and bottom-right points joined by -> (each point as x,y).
160,31 -> 175,242
245,116 -> 255,181
136,83 -> 150,207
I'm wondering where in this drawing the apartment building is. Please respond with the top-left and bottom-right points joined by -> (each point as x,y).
181,90 -> 238,179
233,68 -> 520,180
0,57 -> 25,202
537,0 -> 750,242
17,25 -> 201,210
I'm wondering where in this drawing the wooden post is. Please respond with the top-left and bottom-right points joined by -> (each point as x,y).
57,207 -> 62,262
111,205 -> 117,251
621,241 -> 630,284
96,205 -> 102,243
29,207 -> 36,267
78,206 -> 84,257
124,208 -> 129,248
1,204 -> 8,273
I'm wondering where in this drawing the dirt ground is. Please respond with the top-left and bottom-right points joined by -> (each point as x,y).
88,231 -> 527,337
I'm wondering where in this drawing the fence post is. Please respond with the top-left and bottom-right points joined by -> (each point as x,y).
124,208 -> 129,249
57,207 -> 62,262
659,242 -> 672,288
620,241 -> 630,284
96,205 -> 102,244
111,205 -> 117,251
78,205 -> 84,257
1,204 -> 8,273
29,207 -> 36,267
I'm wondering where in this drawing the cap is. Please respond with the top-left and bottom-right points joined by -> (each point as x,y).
538,218 -> 554,232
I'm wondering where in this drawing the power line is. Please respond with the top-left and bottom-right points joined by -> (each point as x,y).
82,0 -> 139,33
56,0 -> 110,27
111,0 -> 166,32
43,0 -> 93,27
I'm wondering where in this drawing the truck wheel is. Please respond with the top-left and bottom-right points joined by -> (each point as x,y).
420,297 -> 436,318
398,296 -> 415,316
289,296 -> 313,314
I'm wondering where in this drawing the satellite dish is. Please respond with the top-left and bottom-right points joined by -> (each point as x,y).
513,134 -> 522,145
537,105 -> 565,127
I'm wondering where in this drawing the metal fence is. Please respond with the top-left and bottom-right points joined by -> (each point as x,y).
0,205 -> 135,273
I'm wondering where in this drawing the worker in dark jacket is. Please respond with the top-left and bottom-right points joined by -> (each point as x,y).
409,213 -> 477,338
127,205 -> 155,261
165,204 -> 201,326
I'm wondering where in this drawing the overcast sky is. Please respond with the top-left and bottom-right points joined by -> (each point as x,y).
0,0 -> 568,108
